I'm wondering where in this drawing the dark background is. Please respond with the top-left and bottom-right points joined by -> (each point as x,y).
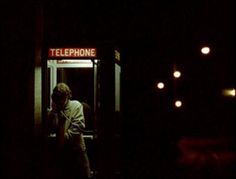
1,0 -> 235,178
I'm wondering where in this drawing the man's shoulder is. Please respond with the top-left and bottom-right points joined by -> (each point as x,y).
69,100 -> 82,107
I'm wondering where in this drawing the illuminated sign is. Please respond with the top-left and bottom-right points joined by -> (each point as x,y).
48,48 -> 97,58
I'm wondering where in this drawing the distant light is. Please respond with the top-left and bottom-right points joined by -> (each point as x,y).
157,82 -> 165,89
173,71 -> 181,78
201,46 -> 210,55
175,100 -> 182,108
222,88 -> 235,97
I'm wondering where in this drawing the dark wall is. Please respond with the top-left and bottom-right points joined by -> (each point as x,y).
2,1 -> 37,178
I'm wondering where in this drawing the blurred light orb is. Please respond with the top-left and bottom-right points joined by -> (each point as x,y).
222,88 -> 235,97
175,100 -> 182,108
157,82 -> 165,89
173,71 -> 181,78
201,46 -> 210,54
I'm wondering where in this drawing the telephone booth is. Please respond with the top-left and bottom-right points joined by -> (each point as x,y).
38,46 -> 121,179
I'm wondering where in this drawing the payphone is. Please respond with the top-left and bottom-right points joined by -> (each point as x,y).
40,46 -> 121,179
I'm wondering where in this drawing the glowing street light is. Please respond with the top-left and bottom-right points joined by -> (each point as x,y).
222,88 -> 235,97
175,100 -> 182,108
173,70 -> 181,78
157,82 -> 165,89
201,46 -> 210,55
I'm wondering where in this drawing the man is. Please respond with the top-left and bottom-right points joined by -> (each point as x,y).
47,83 -> 91,179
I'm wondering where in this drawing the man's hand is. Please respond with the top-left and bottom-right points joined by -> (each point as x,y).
51,102 -> 58,112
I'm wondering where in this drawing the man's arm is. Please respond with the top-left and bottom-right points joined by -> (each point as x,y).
65,102 -> 86,140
